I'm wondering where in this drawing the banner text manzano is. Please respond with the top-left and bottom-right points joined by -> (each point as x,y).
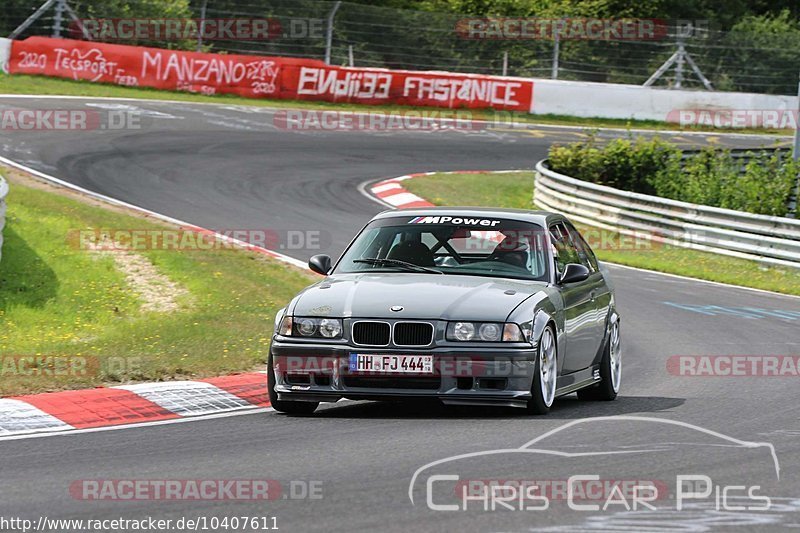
9,37 -> 534,112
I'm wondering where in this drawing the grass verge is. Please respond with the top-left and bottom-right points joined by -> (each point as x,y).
402,171 -> 800,296
0,72 -> 787,135
0,167 -> 314,396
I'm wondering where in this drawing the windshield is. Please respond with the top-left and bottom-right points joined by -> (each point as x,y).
335,215 -> 549,281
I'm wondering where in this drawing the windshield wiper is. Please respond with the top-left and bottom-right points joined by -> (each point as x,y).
353,258 -> 443,274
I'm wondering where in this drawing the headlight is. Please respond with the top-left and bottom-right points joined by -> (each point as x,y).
447,321 -> 525,342
297,318 -> 317,336
319,318 -> 342,338
479,323 -> 501,342
452,322 -> 476,341
277,316 -> 343,339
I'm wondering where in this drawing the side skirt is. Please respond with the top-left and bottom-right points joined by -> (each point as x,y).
555,366 -> 601,397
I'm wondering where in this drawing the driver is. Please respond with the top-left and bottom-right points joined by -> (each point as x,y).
488,235 -> 529,270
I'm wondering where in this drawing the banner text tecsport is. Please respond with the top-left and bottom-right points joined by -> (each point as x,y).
9,37 -> 534,112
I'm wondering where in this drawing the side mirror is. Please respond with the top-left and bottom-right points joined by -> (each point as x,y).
559,263 -> 590,284
308,254 -> 332,276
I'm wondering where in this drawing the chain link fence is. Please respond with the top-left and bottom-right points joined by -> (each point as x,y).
2,0 -> 799,95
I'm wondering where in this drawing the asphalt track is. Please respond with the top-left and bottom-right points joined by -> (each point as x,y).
1,96 -> 799,532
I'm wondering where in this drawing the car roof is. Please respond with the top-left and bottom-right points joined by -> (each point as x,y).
372,206 -> 564,226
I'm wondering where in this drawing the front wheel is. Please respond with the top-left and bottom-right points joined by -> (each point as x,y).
268,354 -> 319,415
527,326 -> 557,415
577,319 -> 621,401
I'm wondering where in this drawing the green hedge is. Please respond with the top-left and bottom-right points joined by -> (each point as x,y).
548,136 -> 800,218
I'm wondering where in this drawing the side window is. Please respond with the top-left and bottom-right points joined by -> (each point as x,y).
549,223 -> 581,276
565,222 -> 599,272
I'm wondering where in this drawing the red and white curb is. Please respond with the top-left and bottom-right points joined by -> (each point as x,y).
369,170 -> 515,209
368,171 -> 509,245
0,156 -> 296,439
370,173 -> 436,209
0,373 -> 269,438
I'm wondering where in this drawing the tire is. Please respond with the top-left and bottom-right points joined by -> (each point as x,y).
577,319 -> 621,401
267,354 -> 319,416
527,325 -> 557,415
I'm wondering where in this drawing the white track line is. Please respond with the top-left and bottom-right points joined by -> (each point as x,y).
0,407 -> 274,442
0,156 -> 307,270
605,262 -> 800,300
0,93 -> 789,140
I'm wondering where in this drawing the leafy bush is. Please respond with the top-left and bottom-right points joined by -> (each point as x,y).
548,138 -> 800,217
727,152 -> 800,217
548,137 -> 604,184
649,148 -> 738,208
549,135 -> 681,195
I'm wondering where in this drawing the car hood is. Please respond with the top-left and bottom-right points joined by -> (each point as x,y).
291,273 -> 549,321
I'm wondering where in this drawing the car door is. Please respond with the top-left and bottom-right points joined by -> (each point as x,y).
564,222 -> 609,365
549,222 -> 602,374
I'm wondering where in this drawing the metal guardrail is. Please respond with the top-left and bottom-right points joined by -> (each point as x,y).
534,159 -> 800,269
0,174 -> 8,263
679,147 -> 793,168
679,147 -> 799,215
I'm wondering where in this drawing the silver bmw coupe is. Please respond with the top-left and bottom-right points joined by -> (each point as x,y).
269,208 -> 621,415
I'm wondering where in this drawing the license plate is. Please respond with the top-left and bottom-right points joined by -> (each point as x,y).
349,353 -> 433,374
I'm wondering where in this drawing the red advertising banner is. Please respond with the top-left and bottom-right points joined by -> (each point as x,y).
8,37 -> 534,112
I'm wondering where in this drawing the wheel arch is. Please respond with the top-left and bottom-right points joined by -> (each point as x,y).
532,309 -> 563,373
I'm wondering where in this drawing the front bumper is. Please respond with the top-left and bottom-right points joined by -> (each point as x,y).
271,340 -> 538,408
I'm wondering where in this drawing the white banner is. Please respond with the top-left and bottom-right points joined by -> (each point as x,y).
530,77 -> 797,125
0,37 -> 11,73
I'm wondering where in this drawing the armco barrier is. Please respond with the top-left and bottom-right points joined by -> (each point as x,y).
679,147 -> 793,170
534,160 -> 800,269
0,174 -> 8,263
7,37 -> 534,112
